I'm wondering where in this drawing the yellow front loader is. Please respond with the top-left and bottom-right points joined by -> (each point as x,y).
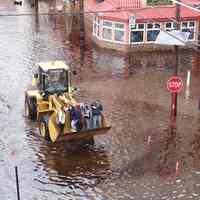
25,61 -> 111,143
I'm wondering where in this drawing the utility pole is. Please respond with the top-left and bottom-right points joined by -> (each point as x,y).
63,0 -> 67,41
171,0 -> 180,126
35,0 -> 39,13
79,0 -> 85,48
198,33 -> 200,69
79,0 -> 85,77
198,33 -> 200,109
35,0 -> 39,25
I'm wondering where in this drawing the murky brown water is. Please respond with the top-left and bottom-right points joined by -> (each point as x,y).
1,0 -> 200,199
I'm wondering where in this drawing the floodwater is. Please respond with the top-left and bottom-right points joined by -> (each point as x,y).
1,1 -> 200,200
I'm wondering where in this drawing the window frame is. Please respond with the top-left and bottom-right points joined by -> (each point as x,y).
93,16 -> 101,39
129,23 -> 145,44
180,21 -> 196,41
101,19 -> 113,41
93,16 -> 97,36
113,22 -> 125,43
93,18 -> 126,44
146,22 -> 161,43
165,22 -> 175,31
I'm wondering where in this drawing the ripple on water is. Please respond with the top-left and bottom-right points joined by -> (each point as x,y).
1,0 -> 200,199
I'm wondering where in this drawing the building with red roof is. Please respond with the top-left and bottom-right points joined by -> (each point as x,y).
84,0 -> 200,51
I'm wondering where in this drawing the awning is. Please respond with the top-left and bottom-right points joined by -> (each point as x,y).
155,30 -> 190,46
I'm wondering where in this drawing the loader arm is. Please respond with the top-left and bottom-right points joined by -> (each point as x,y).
47,94 -> 72,143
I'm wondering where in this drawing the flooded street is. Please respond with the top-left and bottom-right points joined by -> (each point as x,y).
1,0 -> 200,199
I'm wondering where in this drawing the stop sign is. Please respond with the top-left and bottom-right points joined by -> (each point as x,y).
167,76 -> 183,93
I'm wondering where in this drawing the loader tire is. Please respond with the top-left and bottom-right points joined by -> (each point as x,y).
25,96 -> 37,120
39,116 -> 51,142
25,100 -> 31,118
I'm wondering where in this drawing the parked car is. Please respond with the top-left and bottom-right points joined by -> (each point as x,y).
14,0 -> 22,5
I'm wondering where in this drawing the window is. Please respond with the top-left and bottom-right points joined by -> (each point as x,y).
103,21 -> 112,27
93,17 -> 101,37
102,20 -> 113,40
97,19 -> 100,37
93,16 -> 97,34
147,23 -> 161,42
147,0 -> 172,5
114,23 -> 125,42
165,22 -> 175,31
181,21 -> 196,40
93,18 -> 96,34
130,23 -> 145,43
45,70 -> 68,93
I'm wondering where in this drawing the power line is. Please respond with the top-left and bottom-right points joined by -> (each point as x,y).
0,7 -> 170,17
0,1 -> 199,51
172,0 -> 200,13
0,0 -> 199,17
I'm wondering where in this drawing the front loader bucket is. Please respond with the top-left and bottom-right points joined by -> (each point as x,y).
57,126 -> 111,142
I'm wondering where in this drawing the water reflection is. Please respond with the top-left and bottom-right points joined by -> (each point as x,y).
1,0 -> 200,199
114,126 -> 180,180
39,144 -> 109,176
191,117 -> 200,169
158,127 -> 180,177
32,140 -> 111,198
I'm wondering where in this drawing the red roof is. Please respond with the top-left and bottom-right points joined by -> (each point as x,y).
103,6 -> 200,22
85,0 -> 200,22
85,0 -> 141,11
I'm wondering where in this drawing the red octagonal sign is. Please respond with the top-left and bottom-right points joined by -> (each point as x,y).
167,76 -> 183,93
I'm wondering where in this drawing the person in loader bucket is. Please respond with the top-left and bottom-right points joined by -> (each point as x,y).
57,106 -> 65,134
80,102 -> 92,130
68,105 -> 82,132
91,100 -> 103,129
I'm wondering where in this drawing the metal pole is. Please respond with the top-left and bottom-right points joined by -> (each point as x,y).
198,33 -> 200,68
173,46 -> 178,118
171,93 -> 176,127
63,2 -> 67,41
35,0 -> 38,13
79,0 -> 85,48
79,0 -> 85,78
198,34 -> 200,50
171,0 -> 180,124
15,166 -> 20,200
197,32 -> 200,108
34,0 -> 39,25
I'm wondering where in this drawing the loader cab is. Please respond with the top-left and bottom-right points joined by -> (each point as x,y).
34,61 -> 70,96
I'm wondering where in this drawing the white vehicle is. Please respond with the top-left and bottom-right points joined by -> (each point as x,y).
14,0 -> 22,5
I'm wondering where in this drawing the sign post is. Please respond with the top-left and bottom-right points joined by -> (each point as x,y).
15,166 -> 21,200
167,76 -> 183,127
129,15 -> 136,30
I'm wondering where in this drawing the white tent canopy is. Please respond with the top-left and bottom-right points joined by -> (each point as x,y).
155,30 -> 190,46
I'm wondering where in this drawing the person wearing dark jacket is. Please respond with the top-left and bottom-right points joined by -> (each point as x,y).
91,100 -> 103,129
68,105 -> 82,132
